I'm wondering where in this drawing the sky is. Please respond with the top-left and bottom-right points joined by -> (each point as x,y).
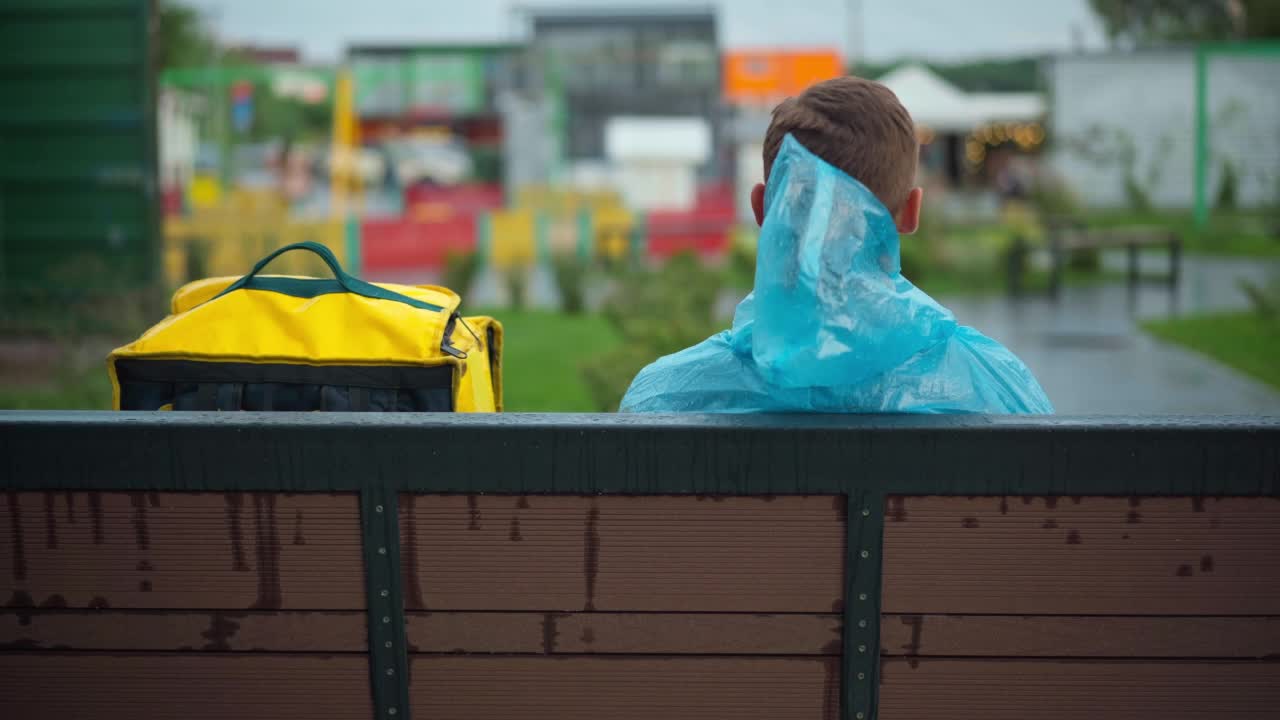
186,0 -> 1110,64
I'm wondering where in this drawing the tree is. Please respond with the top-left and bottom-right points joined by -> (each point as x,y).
1088,0 -> 1280,46
248,87 -> 333,143
156,1 -> 215,70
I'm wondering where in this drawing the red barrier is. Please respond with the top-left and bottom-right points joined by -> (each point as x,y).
162,184 -> 184,217
361,216 -> 477,271
646,218 -> 733,258
403,183 -> 503,217
696,182 -> 737,215
646,184 -> 737,258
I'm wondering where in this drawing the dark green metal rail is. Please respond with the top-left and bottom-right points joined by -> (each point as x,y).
3,411 -> 1278,720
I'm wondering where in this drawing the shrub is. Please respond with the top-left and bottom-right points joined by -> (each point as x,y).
726,227 -> 758,290
552,253 -> 589,314
580,253 -> 723,411
1216,159 -> 1239,212
184,237 -> 210,282
1124,174 -> 1152,213
901,208 -> 951,284
505,267 -> 527,310
1029,178 -> 1080,220
1240,270 -> 1280,328
442,251 -> 480,298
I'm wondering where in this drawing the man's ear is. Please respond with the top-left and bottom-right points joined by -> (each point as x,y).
750,183 -> 765,227
895,187 -> 924,235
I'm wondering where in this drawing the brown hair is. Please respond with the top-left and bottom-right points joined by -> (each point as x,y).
762,76 -> 918,210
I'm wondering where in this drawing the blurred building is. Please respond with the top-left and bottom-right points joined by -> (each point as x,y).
721,50 -> 844,223
228,45 -> 302,65
346,43 -> 526,190
728,62 -> 1046,223
525,7 -> 722,183
158,89 -> 203,215
605,116 -> 711,211
722,50 -> 843,108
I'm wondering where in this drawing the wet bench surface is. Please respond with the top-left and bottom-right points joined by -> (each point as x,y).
2,412 -> 1278,719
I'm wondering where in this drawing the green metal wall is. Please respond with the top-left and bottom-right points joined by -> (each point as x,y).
0,0 -> 159,297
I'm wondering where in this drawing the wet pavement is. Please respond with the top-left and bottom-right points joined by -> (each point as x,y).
940,254 -> 1280,415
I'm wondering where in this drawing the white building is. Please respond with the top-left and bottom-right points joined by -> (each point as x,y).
158,88 -> 203,192
604,116 -> 711,212
1047,50 -> 1280,209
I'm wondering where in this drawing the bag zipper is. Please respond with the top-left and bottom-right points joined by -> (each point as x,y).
440,313 -> 467,359
440,312 -> 481,360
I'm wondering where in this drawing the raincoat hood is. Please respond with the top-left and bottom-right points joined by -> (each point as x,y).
621,134 -> 1052,414
731,134 -> 956,387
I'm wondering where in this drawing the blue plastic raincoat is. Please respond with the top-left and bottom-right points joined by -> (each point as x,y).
621,134 -> 1053,414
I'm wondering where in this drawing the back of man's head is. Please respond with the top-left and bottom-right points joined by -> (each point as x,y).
762,76 -> 918,212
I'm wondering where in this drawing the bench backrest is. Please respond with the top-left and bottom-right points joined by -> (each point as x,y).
1051,225 -> 1180,251
2,413 -> 1278,720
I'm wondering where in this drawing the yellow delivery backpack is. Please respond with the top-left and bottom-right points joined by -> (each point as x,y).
109,241 -> 501,412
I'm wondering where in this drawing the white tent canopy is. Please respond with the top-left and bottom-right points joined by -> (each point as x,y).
878,63 -> 1044,133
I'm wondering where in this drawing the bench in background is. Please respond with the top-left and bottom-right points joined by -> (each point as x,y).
1009,223 -> 1182,298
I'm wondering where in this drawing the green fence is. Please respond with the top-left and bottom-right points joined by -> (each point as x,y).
1193,41 -> 1280,227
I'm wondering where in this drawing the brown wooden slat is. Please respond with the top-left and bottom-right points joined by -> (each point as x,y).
552,612 -> 841,655
0,653 -> 371,720
1,491 -> 365,610
405,611 -> 841,655
411,656 -> 838,720
0,610 -> 366,651
13,611 -> 1272,658
878,659 -> 1280,720
880,615 -> 1280,658
406,611 -> 546,654
882,496 -> 1280,614
400,495 -> 844,612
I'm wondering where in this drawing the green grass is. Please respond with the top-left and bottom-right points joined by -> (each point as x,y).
0,365 -> 114,410
0,293 -> 154,410
481,309 -> 622,412
1186,233 -> 1280,258
1081,210 -> 1280,258
1143,312 -> 1280,390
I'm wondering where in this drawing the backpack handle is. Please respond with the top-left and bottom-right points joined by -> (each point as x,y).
212,241 -> 444,312
228,240 -> 350,288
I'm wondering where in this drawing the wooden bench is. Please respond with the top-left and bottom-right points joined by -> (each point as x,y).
1009,223 -> 1183,298
2,412 -> 1278,720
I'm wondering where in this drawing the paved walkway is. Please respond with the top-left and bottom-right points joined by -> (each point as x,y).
941,255 -> 1280,415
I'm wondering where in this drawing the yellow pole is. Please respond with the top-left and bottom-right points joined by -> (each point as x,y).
330,69 -> 361,218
